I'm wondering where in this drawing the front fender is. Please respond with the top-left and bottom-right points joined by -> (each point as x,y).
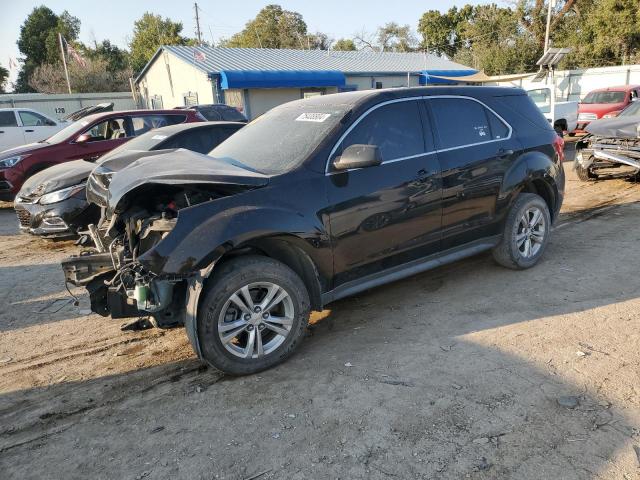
138,183 -> 331,278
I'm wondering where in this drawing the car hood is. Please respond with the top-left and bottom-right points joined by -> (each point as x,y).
107,149 -> 269,213
0,141 -> 51,158
18,160 -> 94,198
585,115 -> 640,138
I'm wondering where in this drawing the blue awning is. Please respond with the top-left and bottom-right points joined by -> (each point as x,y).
420,69 -> 479,85
219,70 -> 346,89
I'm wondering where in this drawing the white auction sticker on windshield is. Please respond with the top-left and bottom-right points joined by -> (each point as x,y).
151,134 -> 168,140
296,113 -> 331,123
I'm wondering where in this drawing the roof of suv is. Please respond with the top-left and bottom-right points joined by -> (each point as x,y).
77,109 -> 199,124
588,85 -> 640,93
290,85 -> 525,109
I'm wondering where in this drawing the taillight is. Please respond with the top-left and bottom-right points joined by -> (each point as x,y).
553,135 -> 565,163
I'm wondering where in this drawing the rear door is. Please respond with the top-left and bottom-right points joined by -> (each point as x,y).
427,96 -> 519,250
0,111 -> 25,151
326,98 -> 442,287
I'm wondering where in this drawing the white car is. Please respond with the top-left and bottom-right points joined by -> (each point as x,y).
526,87 -> 578,135
0,108 -> 67,152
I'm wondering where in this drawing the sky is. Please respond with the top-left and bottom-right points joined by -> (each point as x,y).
1,0 -> 493,87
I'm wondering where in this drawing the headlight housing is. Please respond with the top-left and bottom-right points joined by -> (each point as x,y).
39,183 -> 86,205
0,154 -> 28,169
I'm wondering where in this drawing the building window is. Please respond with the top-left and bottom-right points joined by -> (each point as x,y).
183,91 -> 198,107
301,87 -> 325,99
150,95 -> 163,110
375,81 -> 383,89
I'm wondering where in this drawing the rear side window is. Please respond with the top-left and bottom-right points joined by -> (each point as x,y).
131,114 -> 186,136
0,111 -> 17,127
430,98 -> 507,149
496,94 -> 554,132
335,100 -> 425,162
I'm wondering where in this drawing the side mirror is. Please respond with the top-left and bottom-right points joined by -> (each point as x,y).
75,133 -> 91,144
333,144 -> 382,171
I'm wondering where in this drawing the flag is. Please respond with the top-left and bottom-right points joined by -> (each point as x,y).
194,50 -> 206,62
66,43 -> 87,68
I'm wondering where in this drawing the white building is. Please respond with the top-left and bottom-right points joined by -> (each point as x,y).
134,46 -> 474,119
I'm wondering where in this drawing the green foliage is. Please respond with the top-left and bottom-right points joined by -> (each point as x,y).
129,12 -> 191,73
220,4 -> 313,49
84,40 -> 130,72
332,39 -> 356,51
15,6 -> 81,92
419,0 -> 640,74
0,65 -> 8,93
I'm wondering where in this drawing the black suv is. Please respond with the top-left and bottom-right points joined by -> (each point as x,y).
63,87 -> 565,375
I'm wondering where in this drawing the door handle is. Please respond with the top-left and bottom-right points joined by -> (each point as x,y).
25,129 -> 34,133
497,148 -> 514,157
0,131 -> 4,134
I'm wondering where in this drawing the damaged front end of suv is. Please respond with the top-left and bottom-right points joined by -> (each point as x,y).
575,115 -> 640,181
62,150 -> 269,335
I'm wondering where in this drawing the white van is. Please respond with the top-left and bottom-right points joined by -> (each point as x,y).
0,108 -> 66,152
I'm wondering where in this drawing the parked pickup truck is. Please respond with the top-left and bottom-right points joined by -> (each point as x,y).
527,87 -> 578,135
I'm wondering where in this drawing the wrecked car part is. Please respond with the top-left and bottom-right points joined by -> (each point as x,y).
88,224 -> 106,252
592,149 -> 640,170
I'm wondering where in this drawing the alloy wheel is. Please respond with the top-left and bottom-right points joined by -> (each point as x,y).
217,282 -> 294,359
515,206 -> 546,259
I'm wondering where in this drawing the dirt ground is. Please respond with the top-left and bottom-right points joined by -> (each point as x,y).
1,149 -> 640,479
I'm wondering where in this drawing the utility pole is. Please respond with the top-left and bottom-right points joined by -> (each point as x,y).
58,32 -> 72,94
194,3 -> 203,46
544,0 -> 556,52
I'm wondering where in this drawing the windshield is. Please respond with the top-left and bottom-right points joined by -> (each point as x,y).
208,102 -> 350,175
620,101 -> 640,117
45,118 -> 95,144
582,91 -> 626,104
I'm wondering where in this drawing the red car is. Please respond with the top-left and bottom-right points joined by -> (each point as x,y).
0,109 -> 204,201
577,84 -> 640,130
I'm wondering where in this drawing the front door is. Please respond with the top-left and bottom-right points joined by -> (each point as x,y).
70,116 -> 130,161
326,98 -> 442,288
426,96 -> 520,250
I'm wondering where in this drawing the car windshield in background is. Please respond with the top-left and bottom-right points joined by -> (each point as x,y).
620,102 -> 640,117
582,91 -> 626,104
208,103 -> 349,175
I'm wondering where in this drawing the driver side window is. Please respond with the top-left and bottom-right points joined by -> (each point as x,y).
19,111 -> 54,127
82,117 -> 128,142
332,100 -> 426,165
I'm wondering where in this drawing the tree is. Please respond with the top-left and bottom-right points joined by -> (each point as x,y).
129,13 -> 192,73
29,58 -> 132,93
332,38 -> 356,51
355,23 -> 418,52
221,4 -> 325,50
0,65 -> 8,93
86,40 -> 130,72
15,6 -> 80,92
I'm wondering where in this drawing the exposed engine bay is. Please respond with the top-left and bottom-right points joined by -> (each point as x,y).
63,185 -> 229,327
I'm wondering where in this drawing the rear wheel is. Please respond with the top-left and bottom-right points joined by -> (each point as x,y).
492,193 -> 551,270
197,256 -> 310,375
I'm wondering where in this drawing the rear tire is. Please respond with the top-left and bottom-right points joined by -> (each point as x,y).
492,193 -> 551,270
576,164 -> 597,181
197,255 -> 310,375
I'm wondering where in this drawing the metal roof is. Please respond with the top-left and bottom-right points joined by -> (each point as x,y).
136,46 -> 470,82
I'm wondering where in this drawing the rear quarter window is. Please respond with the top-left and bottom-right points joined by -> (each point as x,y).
494,94 -> 554,132
131,114 -> 187,136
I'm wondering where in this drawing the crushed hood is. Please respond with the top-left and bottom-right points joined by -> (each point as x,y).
18,160 -> 94,198
107,148 -> 269,212
586,116 -> 640,138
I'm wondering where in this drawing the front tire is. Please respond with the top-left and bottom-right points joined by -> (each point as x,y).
197,255 -> 310,375
492,193 -> 551,270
